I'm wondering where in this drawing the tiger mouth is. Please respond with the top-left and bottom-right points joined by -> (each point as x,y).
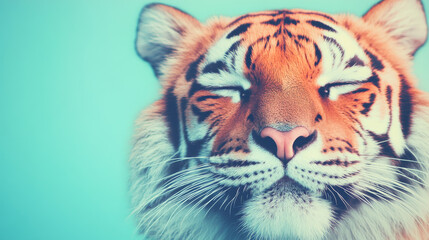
265,176 -> 310,195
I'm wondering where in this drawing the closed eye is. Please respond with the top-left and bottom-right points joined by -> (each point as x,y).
210,86 -> 250,103
319,81 -> 366,100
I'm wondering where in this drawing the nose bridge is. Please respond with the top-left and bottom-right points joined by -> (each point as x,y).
255,82 -> 316,129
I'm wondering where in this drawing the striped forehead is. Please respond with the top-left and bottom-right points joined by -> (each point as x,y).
194,10 -> 371,90
316,24 -> 372,87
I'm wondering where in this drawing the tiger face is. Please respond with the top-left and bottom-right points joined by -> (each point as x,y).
131,0 -> 429,239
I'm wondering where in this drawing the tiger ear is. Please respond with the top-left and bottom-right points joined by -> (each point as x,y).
136,4 -> 201,77
363,0 -> 428,56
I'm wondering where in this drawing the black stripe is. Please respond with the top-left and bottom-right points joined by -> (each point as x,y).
262,17 -> 299,26
284,28 -> 293,38
188,82 -> 205,97
283,17 -> 299,25
254,35 -> 271,49
368,72 -> 380,89
245,46 -> 253,69
351,88 -> 369,94
325,80 -> 368,89
399,76 -> 413,137
273,28 -> 282,37
346,55 -> 365,68
397,149 -> 422,187
365,50 -> 384,71
164,88 -> 181,150
191,105 -> 213,123
294,39 -> 302,48
228,10 -> 331,28
202,61 -> 227,74
196,95 -> 221,102
212,160 -> 260,168
297,35 -> 310,42
368,132 -> 397,158
227,23 -> 252,39
351,126 -> 367,146
321,184 -> 362,220
263,18 -> 282,26
360,93 -> 376,115
314,43 -> 321,66
386,85 -> 393,131
185,54 -> 205,82
315,114 -> 322,122
307,20 -> 336,32
180,98 -> 205,157
225,40 -> 241,56
324,36 -> 344,61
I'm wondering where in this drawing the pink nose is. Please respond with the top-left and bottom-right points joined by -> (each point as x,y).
260,126 -> 310,160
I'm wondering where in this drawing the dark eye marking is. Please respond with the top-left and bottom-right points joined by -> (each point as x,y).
319,86 -> 330,98
240,89 -> 252,102
307,20 -> 336,32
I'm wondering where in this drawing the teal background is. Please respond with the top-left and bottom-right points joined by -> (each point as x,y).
0,0 -> 427,239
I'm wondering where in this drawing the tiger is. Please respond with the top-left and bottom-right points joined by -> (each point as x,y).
129,0 -> 429,239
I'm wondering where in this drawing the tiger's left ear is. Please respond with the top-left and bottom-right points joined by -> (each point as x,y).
363,0 -> 428,56
136,4 -> 202,77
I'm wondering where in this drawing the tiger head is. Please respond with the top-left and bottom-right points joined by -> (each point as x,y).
130,0 -> 429,239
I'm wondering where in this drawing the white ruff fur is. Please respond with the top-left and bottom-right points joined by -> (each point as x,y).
129,92 -> 429,240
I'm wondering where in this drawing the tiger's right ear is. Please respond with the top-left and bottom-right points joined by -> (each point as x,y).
136,4 -> 201,77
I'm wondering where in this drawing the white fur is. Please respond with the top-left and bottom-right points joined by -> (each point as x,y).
242,185 -> 333,240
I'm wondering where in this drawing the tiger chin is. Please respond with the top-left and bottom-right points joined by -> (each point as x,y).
129,0 -> 429,239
